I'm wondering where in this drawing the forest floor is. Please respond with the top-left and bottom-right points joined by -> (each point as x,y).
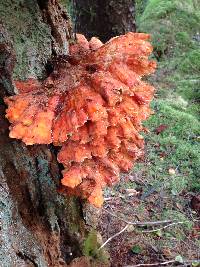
98,67 -> 200,266
98,1 -> 200,266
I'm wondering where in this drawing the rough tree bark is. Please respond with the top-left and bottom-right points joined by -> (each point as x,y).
0,1 -> 104,267
73,0 -> 136,42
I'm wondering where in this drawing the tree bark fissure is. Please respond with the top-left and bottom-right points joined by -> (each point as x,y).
37,0 -> 74,56
16,251 -> 38,267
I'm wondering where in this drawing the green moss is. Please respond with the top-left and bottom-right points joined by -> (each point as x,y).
83,230 -> 98,257
83,230 -> 109,263
128,0 -> 200,258
135,0 -> 200,195
148,100 -> 200,138
143,98 -> 200,187
141,0 -> 176,21
178,49 -> 200,74
135,0 -> 148,22
137,0 -> 200,57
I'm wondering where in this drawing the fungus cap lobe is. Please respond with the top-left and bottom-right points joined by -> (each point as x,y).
4,32 -> 156,207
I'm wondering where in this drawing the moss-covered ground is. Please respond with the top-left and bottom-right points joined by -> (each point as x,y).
138,0 -> 200,201
99,1 -> 200,266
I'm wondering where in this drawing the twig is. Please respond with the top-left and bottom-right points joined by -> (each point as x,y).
104,195 -> 125,201
141,221 -> 185,233
125,260 -> 175,266
104,195 -> 135,201
125,259 -> 200,267
99,210 -> 186,251
104,190 -> 139,201
98,224 -> 129,250
104,209 -> 174,226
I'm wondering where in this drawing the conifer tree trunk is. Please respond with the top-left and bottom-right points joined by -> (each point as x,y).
0,1 -> 91,266
73,0 -> 136,41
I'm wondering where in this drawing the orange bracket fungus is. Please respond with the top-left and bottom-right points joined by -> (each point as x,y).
4,33 -> 156,207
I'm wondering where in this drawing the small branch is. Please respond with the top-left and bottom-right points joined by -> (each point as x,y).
125,259 -> 200,267
104,190 -> 140,201
125,260 -> 175,266
98,224 -> 129,250
141,221 -> 185,233
104,209 -> 174,226
99,210 -> 186,251
104,195 -> 126,201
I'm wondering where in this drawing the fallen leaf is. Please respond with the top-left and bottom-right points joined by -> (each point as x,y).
154,229 -> 162,237
175,202 -> 183,210
168,168 -> 176,175
127,225 -> 135,232
125,188 -> 140,196
162,248 -> 172,257
154,124 -> 168,134
159,152 -> 167,158
192,261 -> 200,267
195,136 -> 200,142
175,255 -> 184,264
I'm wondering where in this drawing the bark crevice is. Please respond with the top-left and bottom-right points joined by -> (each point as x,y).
37,0 -> 74,56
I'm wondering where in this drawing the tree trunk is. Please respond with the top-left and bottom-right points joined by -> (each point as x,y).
0,1 -> 103,266
73,0 -> 136,42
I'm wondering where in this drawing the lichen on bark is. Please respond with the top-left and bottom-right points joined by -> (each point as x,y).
0,0 -> 52,80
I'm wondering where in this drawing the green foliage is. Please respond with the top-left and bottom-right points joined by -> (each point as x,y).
131,245 -> 142,254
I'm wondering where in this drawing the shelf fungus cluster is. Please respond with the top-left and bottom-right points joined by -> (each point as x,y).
4,32 -> 156,207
